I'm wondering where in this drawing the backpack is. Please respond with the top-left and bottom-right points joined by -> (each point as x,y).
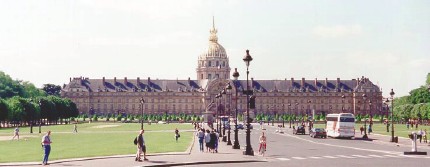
133,137 -> 138,145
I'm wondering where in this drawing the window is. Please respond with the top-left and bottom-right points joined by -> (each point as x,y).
216,61 -> 219,67
201,74 -> 203,80
340,117 -> 355,122
209,61 -> 212,66
215,74 -> 219,78
223,61 -> 225,67
208,74 -> 212,79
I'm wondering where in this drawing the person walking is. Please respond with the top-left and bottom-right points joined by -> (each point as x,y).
73,124 -> 78,133
423,129 -> 428,143
175,128 -> 180,142
359,126 -> 364,135
204,130 -> 211,152
259,132 -> 267,155
41,131 -> 52,166
418,129 -> 423,143
196,128 -> 205,152
135,129 -> 148,162
12,127 -> 19,140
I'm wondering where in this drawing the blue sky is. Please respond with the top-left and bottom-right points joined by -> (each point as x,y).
0,0 -> 429,97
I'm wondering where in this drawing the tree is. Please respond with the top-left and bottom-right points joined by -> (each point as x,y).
426,73 -> 430,86
0,71 -> 25,98
22,81 -> 46,98
0,99 -> 8,127
408,86 -> 430,104
42,84 -> 62,97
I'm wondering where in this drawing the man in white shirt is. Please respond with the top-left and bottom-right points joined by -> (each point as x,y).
12,127 -> 19,140
41,131 -> 52,165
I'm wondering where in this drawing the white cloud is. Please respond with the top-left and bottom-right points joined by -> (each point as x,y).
312,25 -> 363,38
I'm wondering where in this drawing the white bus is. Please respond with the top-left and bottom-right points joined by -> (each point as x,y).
326,113 -> 355,138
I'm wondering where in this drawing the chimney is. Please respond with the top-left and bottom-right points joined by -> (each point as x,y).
114,77 -> 117,83
69,77 -> 72,82
336,78 -> 340,87
325,78 -> 328,87
314,78 -> 318,88
147,77 -> 151,85
291,78 -> 294,87
102,77 -> 105,86
137,77 -> 140,84
188,77 -> 191,84
301,78 -> 305,88
124,77 -> 128,85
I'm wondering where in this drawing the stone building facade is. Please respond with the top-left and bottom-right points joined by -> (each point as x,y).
61,21 -> 383,117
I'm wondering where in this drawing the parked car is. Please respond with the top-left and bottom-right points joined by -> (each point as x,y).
236,124 -> 253,130
309,128 -> 327,138
293,125 -> 306,135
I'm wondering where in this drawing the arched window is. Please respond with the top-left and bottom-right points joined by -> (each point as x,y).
216,61 -> 219,67
208,61 -> 212,67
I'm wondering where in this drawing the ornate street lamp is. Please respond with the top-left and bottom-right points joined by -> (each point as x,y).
282,104 -> 285,128
232,68 -> 241,149
226,82 -> 233,145
288,103 -> 292,128
243,50 -> 254,156
139,97 -> 145,130
362,94 -> 368,139
222,89 -> 227,142
389,88 -> 395,142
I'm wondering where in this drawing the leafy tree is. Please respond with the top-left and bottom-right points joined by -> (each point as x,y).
0,71 -> 25,98
21,81 -> 46,98
42,84 -> 62,96
426,73 -> 430,85
0,99 -> 8,127
408,86 -> 430,104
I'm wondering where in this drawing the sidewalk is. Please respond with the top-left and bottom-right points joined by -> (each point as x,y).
0,124 -> 264,167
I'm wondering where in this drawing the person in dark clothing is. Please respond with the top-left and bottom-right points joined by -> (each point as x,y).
209,130 -> 217,153
175,128 -> 180,142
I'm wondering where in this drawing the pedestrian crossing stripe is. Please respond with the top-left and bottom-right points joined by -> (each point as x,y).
336,155 -> 355,158
322,156 -> 337,159
368,155 -> 384,158
352,155 -> 370,158
277,158 -> 290,161
309,156 -> 322,159
383,155 -> 399,158
291,157 -> 306,160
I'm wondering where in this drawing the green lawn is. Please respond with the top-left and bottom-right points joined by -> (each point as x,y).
313,123 -> 429,138
0,123 -> 194,163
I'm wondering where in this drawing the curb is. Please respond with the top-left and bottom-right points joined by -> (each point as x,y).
146,160 -> 265,167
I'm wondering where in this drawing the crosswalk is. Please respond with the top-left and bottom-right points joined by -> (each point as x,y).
269,154 -> 430,161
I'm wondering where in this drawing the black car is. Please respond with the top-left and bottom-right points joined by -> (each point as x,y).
294,126 -> 305,135
309,128 -> 327,138
236,124 -> 253,130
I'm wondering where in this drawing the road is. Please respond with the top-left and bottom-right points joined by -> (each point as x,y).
213,123 -> 430,167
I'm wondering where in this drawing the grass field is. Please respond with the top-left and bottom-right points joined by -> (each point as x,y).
0,123 -> 194,163
312,122 -> 429,138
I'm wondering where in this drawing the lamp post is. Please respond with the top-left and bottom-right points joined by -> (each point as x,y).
362,94 -> 368,139
222,89 -> 227,142
282,104 -> 285,128
218,92 -> 223,138
139,98 -> 145,130
243,50 -> 254,156
232,68 -> 240,149
384,98 -> 390,132
295,103 -> 299,126
38,100 -> 42,134
226,82 -> 233,145
288,103 -> 291,128
389,89 -> 395,142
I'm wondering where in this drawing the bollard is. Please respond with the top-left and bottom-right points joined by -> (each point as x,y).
404,131 -> 427,155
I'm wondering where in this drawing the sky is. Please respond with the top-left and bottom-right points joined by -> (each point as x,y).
0,0 -> 429,97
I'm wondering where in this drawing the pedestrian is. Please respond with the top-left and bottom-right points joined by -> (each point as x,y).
204,130 -> 211,152
73,124 -> 78,133
423,129 -> 427,143
360,126 -> 364,135
12,127 -> 19,140
418,129 -> 423,143
175,128 -> 180,142
41,130 -> 52,166
196,128 -> 205,152
209,130 -> 217,153
368,124 -> 372,134
406,122 -> 410,129
135,129 -> 148,162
